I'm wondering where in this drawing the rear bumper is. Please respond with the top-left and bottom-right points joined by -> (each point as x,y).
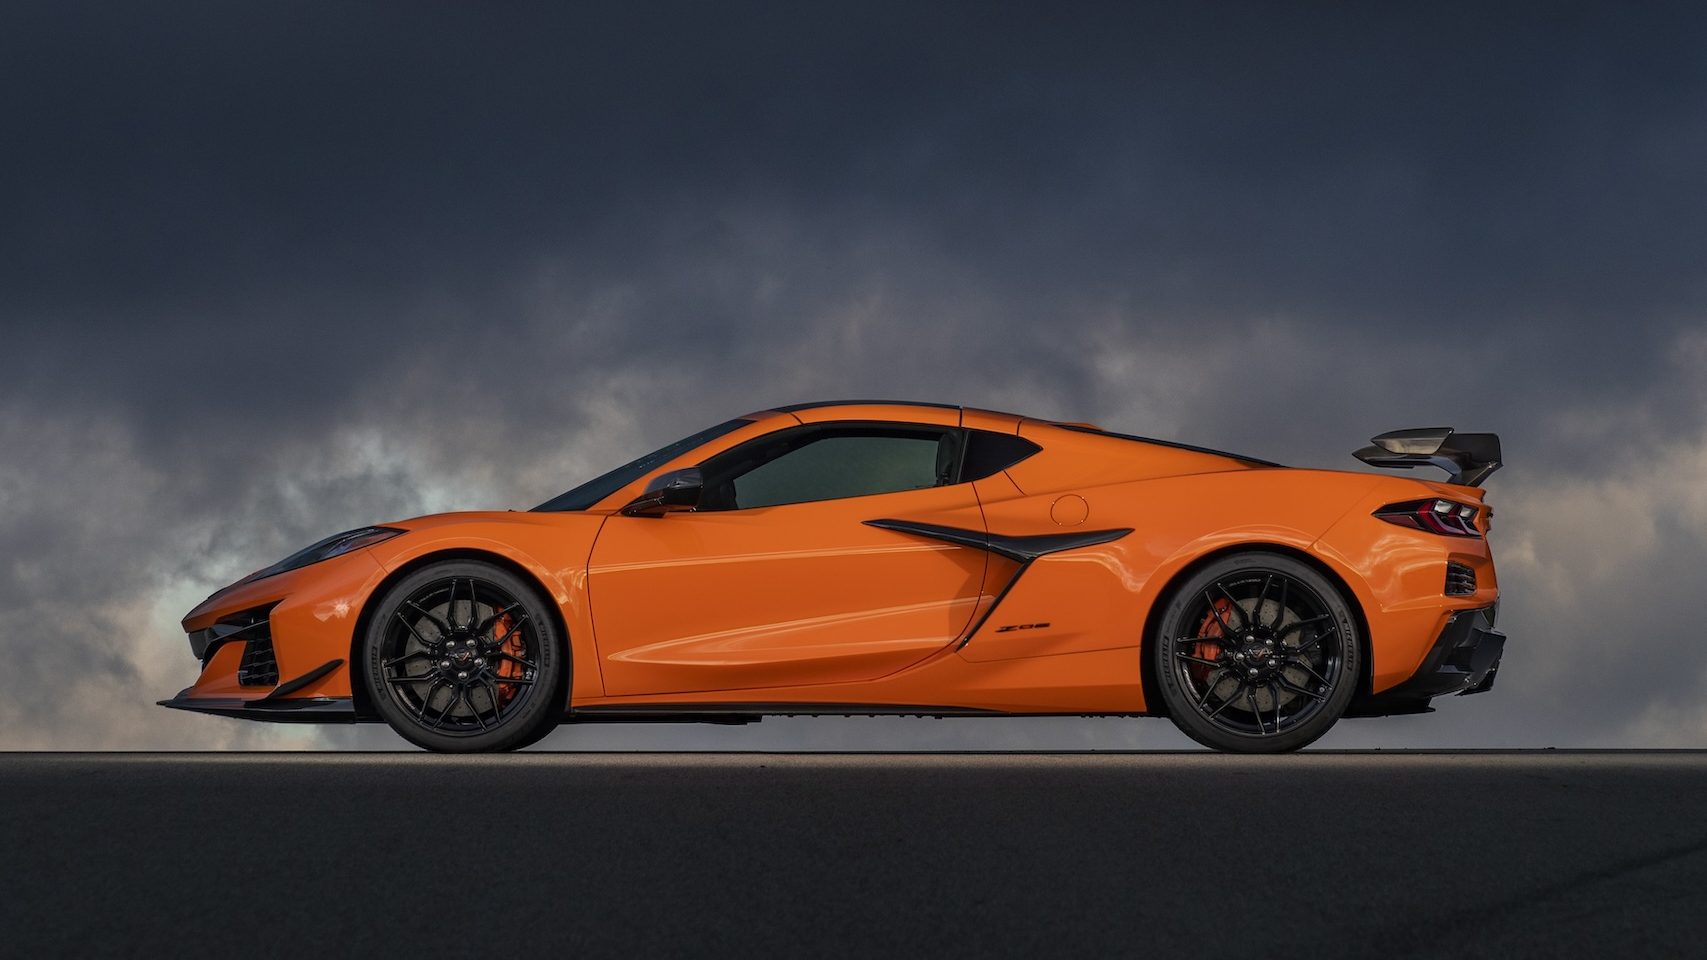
1348,605 -> 1505,717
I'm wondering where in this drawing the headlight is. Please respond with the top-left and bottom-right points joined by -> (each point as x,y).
239,526 -> 404,584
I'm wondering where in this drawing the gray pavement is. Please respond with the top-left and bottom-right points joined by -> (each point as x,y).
2,752 -> 1704,958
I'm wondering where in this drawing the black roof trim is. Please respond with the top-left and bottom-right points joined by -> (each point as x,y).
772,399 -> 960,413
1053,423 -> 1283,468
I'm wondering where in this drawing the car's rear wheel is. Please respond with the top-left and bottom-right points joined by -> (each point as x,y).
1153,552 -> 1359,753
363,560 -> 563,752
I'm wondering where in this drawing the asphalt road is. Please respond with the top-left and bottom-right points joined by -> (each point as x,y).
3,752 -> 1705,958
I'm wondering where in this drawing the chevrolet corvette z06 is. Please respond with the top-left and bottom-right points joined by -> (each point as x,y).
163,401 -> 1505,753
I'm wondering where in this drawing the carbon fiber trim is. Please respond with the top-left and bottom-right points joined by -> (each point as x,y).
156,694 -> 363,723
860,519 -> 1131,563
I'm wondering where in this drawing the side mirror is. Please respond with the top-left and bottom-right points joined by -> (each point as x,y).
620,467 -> 703,517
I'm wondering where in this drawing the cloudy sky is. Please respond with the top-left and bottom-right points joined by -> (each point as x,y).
3,2 -> 1705,750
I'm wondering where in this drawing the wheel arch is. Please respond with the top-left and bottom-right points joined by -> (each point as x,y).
347,548 -> 574,720
1138,541 -> 1373,717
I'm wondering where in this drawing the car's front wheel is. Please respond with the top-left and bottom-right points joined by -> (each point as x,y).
363,560 -> 563,752
1153,552 -> 1360,753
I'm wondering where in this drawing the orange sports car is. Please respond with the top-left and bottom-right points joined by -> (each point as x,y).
162,400 -> 1505,753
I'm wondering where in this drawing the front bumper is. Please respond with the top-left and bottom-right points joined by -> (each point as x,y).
1349,606 -> 1505,716
158,657 -> 359,723
170,550 -> 386,711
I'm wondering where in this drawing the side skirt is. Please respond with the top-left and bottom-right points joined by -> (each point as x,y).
568,703 -> 1156,724
156,694 -> 1159,726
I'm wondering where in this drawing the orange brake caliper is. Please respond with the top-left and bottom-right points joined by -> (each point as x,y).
492,612 -> 524,706
1189,598 -> 1236,684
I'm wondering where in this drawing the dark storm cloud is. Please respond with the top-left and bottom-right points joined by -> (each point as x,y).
2,1 -> 1705,748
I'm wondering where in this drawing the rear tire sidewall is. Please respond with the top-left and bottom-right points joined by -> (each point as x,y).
364,560 -> 564,753
1154,552 -> 1359,754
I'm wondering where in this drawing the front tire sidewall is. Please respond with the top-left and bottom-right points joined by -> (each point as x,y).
364,561 -> 563,753
1154,553 -> 1359,754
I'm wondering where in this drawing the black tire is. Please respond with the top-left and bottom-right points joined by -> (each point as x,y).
1153,552 -> 1359,753
363,560 -> 564,753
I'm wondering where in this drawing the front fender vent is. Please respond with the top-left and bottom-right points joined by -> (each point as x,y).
1445,562 -> 1477,597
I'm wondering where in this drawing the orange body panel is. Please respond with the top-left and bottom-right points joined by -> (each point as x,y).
170,402 -> 1502,720
586,483 -> 988,695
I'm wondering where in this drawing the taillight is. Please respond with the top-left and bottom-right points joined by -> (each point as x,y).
1374,498 -> 1483,537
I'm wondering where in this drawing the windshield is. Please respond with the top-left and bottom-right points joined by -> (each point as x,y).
532,418 -> 753,511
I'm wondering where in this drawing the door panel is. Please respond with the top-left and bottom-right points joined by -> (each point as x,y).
588,484 -> 987,696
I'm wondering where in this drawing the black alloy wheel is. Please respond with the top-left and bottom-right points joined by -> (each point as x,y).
1154,552 -> 1360,753
363,560 -> 563,752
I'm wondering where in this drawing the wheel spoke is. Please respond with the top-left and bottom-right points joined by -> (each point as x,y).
1246,687 -> 1267,735
495,651 -> 538,671
1217,583 -> 1254,632
1202,591 -> 1236,636
488,615 -> 532,649
1254,575 -> 1273,627
1271,579 -> 1289,630
476,601 -> 524,637
384,649 -> 431,668
1276,676 -> 1327,703
429,687 -> 461,730
1279,614 -> 1332,637
1293,624 -> 1337,654
481,676 -> 504,718
1289,658 -> 1332,687
492,674 -> 535,686
1195,680 -> 1221,713
454,579 -> 475,631
394,613 -> 438,650
413,679 -> 446,720
387,673 -> 438,685
469,688 -> 490,731
1205,683 -> 1242,721
405,600 -> 451,637
463,583 -> 482,631
1175,650 -> 1223,668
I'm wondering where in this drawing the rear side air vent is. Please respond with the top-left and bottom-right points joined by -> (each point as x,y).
1445,562 -> 1477,597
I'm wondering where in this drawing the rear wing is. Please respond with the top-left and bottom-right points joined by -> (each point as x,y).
1353,427 -> 1502,486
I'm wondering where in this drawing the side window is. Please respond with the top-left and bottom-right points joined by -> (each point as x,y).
700,426 -> 954,511
960,431 -> 1041,481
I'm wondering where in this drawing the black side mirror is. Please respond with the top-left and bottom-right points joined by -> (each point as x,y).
620,467 -> 704,517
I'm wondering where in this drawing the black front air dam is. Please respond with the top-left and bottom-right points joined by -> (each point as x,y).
157,659 -> 364,723
1345,606 -> 1505,717
156,694 -> 362,723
